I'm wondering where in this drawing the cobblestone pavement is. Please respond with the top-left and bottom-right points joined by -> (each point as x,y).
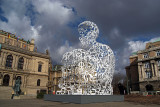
0,99 -> 159,107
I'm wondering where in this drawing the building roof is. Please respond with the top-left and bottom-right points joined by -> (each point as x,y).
0,30 -> 31,44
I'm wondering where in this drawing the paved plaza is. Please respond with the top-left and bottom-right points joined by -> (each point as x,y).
0,99 -> 159,107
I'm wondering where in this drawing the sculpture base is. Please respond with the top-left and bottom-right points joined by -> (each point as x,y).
44,95 -> 124,104
13,96 -> 20,99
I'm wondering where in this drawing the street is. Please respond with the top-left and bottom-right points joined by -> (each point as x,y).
0,99 -> 159,107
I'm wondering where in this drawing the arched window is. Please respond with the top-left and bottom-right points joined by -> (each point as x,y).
3,74 -> 10,86
38,64 -> 42,72
5,55 -> 13,68
37,79 -> 40,86
18,57 -> 24,70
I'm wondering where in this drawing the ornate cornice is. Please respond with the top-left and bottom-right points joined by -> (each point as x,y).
137,46 -> 160,54
137,56 -> 160,62
0,67 -> 48,76
1,43 -> 50,59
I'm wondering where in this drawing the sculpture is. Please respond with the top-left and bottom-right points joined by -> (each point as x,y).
13,77 -> 21,96
57,21 -> 115,95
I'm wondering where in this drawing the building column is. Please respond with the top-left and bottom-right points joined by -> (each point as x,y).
0,54 -> 2,66
26,58 -> 29,70
12,73 -> 14,86
25,75 -> 29,88
12,54 -> 16,69
32,59 -> 35,72
23,57 -> 26,70
23,75 -> 25,87
22,75 -> 25,87
9,73 -> 13,87
0,72 -> 4,85
2,52 -> 7,67
138,62 -> 143,81
25,58 -> 27,70
27,59 -> 30,71
14,55 -> 19,69
141,63 -> 145,79
0,51 -> 4,66
150,60 -> 156,77
13,55 -> 16,68
138,65 -> 142,79
154,63 -> 158,77
151,64 -> 155,76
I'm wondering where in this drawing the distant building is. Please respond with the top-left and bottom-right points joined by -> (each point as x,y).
0,30 -> 50,97
126,39 -> 160,92
47,65 -> 62,94
125,53 -> 139,91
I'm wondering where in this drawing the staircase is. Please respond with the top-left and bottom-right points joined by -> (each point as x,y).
0,86 -> 36,99
0,86 -> 13,99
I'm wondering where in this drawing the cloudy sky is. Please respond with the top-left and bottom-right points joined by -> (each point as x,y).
0,0 -> 160,74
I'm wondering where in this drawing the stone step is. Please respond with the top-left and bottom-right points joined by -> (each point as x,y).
0,86 -> 36,99
0,86 -> 13,99
20,95 -> 36,99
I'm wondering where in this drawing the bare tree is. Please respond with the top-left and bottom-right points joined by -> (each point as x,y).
112,72 -> 126,94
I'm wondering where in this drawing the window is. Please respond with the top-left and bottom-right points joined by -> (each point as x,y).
38,64 -> 42,72
26,44 -> 29,50
22,43 -> 27,49
144,62 -> 150,68
37,79 -> 40,86
18,57 -> 24,70
5,38 -> 9,44
5,55 -> 13,68
146,71 -> 152,78
14,40 -> 17,46
144,53 -> 148,58
157,50 -> 160,56
9,39 -> 13,45
17,42 -> 21,48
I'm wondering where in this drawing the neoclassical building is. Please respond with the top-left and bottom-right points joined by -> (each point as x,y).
126,39 -> 160,92
0,30 -> 50,97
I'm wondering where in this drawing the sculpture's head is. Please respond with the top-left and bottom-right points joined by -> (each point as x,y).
78,21 -> 99,46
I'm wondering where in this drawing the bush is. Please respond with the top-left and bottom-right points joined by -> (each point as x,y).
37,92 -> 46,99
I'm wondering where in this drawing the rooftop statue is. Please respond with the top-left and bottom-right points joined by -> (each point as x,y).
57,21 -> 115,95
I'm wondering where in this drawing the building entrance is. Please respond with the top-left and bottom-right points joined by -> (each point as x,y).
3,74 -> 10,86
145,84 -> 153,91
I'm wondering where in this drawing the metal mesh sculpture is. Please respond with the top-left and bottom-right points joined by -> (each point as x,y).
57,21 -> 115,95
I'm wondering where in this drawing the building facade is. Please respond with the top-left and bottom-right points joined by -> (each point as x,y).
0,30 -> 50,97
47,65 -> 62,94
126,40 -> 160,92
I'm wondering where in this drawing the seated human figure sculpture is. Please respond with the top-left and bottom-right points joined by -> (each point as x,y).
57,21 -> 115,95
